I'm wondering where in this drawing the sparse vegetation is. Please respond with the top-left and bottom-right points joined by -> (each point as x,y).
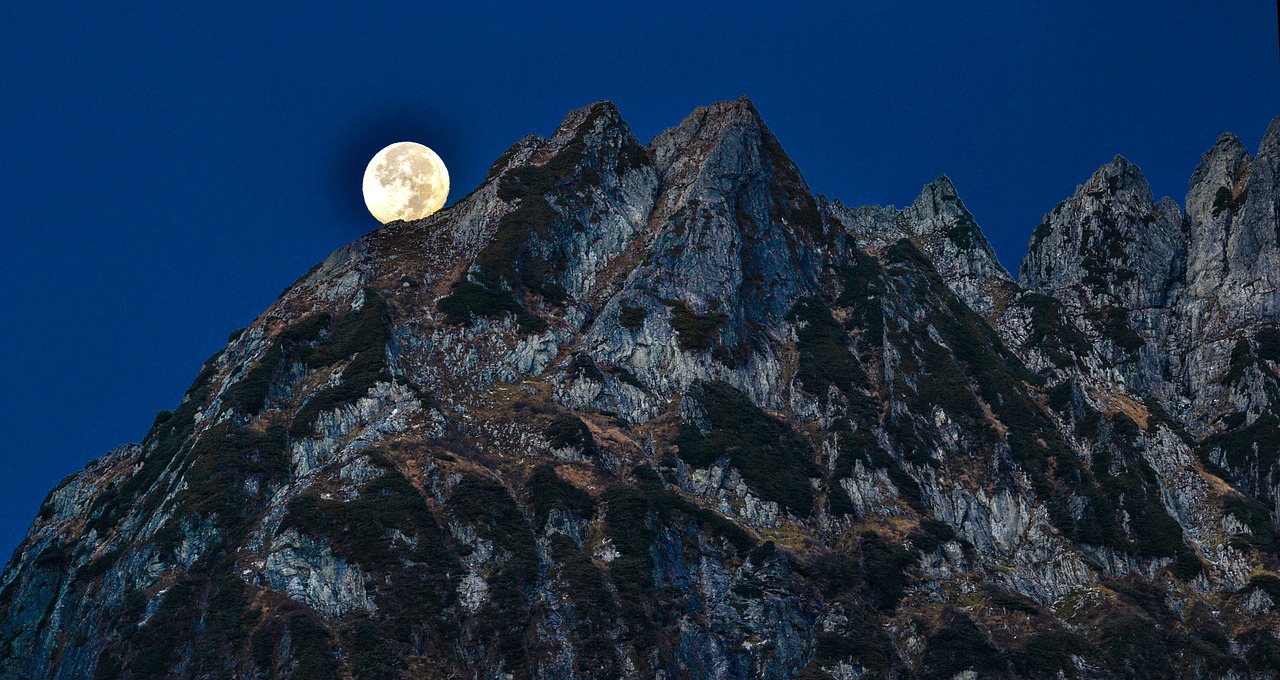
1212,186 -> 1232,217
437,104 -> 621,331
794,603 -> 898,678
1025,292 -> 1091,367
84,349 -> 219,536
919,610 -> 1002,679
909,518 -> 958,554
600,466 -> 756,659
446,474 -> 539,674
789,297 -> 866,400
290,291 -> 392,436
156,423 -> 288,547
1200,406 -> 1280,505
287,611 -> 340,680
1097,306 -> 1145,353
1255,324 -> 1280,361
837,248 -> 886,350
673,381 -> 818,515
545,533 -> 619,675
1246,573 -> 1280,601
1029,218 -> 1054,251
545,413 -> 596,454
945,214 -> 983,249
1098,614 -> 1171,678
128,579 -> 199,679
226,313 -> 332,415
1223,493 -> 1280,554
437,279 -> 523,324
278,460 -> 460,673
225,345 -> 282,415
1010,630 -> 1090,678
1243,627 -> 1280,673
526,463 -> 596,527
285,464 -> 455,583
618,304 -> 648,331
568,352 -> 605,382
663,299 -> 727,351
859,532 -> 915,612
758,127 -> 823,237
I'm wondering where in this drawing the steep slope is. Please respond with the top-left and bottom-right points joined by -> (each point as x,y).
2,100 -> 1279,679
1023,120 -> 1280,582
824,174 -> 1015,320
1019,157 -> 1185,397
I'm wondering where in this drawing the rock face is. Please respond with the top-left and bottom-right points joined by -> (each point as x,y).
3,99 -> 1280,679
1022,121 -> 1280,530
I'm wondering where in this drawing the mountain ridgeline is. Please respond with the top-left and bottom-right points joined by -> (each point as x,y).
4,98 -> 1280,679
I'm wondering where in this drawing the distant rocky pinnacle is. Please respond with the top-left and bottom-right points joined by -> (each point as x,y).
4,97 -> 1280,679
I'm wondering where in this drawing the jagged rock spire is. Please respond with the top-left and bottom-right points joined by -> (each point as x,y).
1020,155 -> 1183,312
824,174 -> 1011,318
5,100 -> 1280,680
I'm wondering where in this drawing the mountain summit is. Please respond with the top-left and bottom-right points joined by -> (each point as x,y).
4,100 -> 1280,679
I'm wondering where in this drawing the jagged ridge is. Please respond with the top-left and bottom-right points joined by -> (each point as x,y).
2,99 -> 1280,679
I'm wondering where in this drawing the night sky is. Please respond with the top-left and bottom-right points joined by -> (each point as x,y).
2,2 -> 1277,559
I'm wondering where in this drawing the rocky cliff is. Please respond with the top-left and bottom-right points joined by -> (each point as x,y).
2,98 -> 1279,679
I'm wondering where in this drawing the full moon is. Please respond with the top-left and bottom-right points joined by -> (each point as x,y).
362,142 -> 450,224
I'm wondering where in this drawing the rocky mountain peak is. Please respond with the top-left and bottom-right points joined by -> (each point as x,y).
5,101 -> 1280,679
1082,154 -> 1155,204
534,100 -> 647,173
1182,116 -> 1280,311
1184,132 -> 1252,300
901,175 -> 989,248
553,100 -> 626,136
824,175 -> 1011,319
654,94 -> 762,141
903,175 -> 961,227
904,175 -> 1011,317
1187,132 -> 1251,222
635,95 -> 824,307
1021,153 -> 1182,315
648,95 -> 806,204
1198,130 -> 1249,165
568,96 -> 832,416
1165,117 -> 1280,436
1261,115 -> 1280,152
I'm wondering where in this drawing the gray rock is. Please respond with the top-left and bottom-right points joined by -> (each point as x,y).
4,101 -> 1280,680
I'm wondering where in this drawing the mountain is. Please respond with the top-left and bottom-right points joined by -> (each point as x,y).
3,97 -> 1279,679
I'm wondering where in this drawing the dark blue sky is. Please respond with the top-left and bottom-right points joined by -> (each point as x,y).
1,1 -> 1276,559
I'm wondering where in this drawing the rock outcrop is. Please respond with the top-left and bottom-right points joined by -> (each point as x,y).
2,99 -> 1279,679
1022,120 -> 1280,560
